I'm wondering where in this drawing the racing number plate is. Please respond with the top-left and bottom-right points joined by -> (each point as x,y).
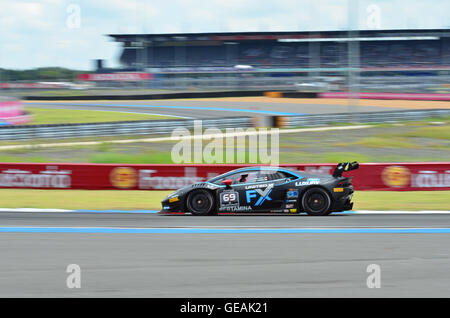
220,190 -> 239,207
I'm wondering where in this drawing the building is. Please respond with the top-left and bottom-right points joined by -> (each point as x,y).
108,29 -> 450,71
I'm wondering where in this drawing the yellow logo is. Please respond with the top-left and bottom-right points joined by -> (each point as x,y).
169,196 -> 179,203
110,167 -> 137,189
382,166 -> 410,188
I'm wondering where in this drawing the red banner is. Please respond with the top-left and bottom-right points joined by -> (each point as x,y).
77,73 -> 153,81
319,92 -> 450,101
0,163 -> 448,191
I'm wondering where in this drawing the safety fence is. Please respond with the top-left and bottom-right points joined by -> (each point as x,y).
0,109 -> 448,140
0,117 -> 252,140
277,109 -> 450,127
0,162 -> 448,191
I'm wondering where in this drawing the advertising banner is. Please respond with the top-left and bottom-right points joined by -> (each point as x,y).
76,73 -> 153,81
0,163 -> 448,191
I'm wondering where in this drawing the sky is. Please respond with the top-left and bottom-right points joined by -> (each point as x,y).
0,0 -> 449,70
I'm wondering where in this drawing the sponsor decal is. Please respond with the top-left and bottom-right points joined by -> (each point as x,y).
0,167 -> 71,188
411,170 -> 450,188
245,184 -> 273,206
245,183 -> 272,190
219,206 -> 252,212
382,166 -> 410,188
289,209 -> 297,213
220,190 -> 239,207
286,190 -> 298,198
139,167 -> 203,190
295,180 -> 320,186
192,182 -> 217,189
169,196 -> 179,203
285,204 -> 294,209
110,167 -> 137,189
333,187 -> 344,192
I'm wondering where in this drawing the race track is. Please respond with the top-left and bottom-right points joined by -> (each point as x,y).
11,97 -> 450,297
24,98 -> 407,119
1,211 -> 450,297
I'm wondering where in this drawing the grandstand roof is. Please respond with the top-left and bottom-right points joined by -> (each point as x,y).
109,29 -> 450,44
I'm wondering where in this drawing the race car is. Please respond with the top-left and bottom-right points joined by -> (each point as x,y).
160,162 -> 359,216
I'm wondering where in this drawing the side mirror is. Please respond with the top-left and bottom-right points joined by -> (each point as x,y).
222,179 -> 233,187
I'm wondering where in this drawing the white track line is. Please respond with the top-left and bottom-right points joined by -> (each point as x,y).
0,209 -> 448,214
347,210 -> 450,214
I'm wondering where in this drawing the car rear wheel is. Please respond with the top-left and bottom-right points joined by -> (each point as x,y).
186,190 -> 215,216
301,187 -> 332,216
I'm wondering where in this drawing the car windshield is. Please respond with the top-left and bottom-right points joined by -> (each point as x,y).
208,168 -> 298,185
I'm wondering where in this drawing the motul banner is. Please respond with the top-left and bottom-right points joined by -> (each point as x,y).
0,163 -> 448,191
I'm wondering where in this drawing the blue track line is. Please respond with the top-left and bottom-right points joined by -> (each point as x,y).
26,102 -> 304,116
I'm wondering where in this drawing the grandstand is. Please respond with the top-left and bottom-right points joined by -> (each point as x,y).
109,29 -> 450,70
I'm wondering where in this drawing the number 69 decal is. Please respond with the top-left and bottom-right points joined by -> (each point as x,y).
220,191 -> 239,206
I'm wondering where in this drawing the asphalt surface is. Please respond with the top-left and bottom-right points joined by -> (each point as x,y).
1,212 -> 450,297
24,100 -> 401,119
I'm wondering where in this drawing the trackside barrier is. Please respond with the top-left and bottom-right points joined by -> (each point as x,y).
277,109 -> 450,128
0,117 -> 252,140
0,162 -> 448,191
320,92 -> 450,101
1,109 -> 448,140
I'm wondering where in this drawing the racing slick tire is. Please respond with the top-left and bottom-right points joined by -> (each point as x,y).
186,189 -> 216,216
301,187 -> 332,216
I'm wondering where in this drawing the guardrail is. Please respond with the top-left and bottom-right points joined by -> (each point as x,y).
0,162 -> 448,191
0,109 -> 448,140
0,117 -> 252,141
277,109 -> 450,128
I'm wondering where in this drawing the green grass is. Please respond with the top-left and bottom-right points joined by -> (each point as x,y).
89,150 -> 280,164
25,107 -> 175,125
89,152 -> 174,164
321,152 -> 371,163
0,189 -> 447,211
0,155 -> 50,163
354,191 -> 450,211
377,125 -> 450,141
402,126 -> 450,140
1,149 -> 446,165
338,137 -> 419,149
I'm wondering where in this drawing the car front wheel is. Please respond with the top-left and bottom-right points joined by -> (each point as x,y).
301,187 -> 332,216
186,190 -> 215,216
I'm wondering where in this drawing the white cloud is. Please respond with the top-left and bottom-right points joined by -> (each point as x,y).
0,0 -> 448,69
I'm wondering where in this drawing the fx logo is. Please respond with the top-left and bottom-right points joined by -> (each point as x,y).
246,184 -> 273,206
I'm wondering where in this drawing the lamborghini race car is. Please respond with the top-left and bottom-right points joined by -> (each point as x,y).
160,162 -> 359,216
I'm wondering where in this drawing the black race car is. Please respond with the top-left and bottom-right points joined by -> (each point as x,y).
160,162 -> 359,216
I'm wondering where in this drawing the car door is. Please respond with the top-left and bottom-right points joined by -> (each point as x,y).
235,170 -> 284,212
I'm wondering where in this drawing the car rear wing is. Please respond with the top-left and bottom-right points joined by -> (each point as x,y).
332,161 -> 359,178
